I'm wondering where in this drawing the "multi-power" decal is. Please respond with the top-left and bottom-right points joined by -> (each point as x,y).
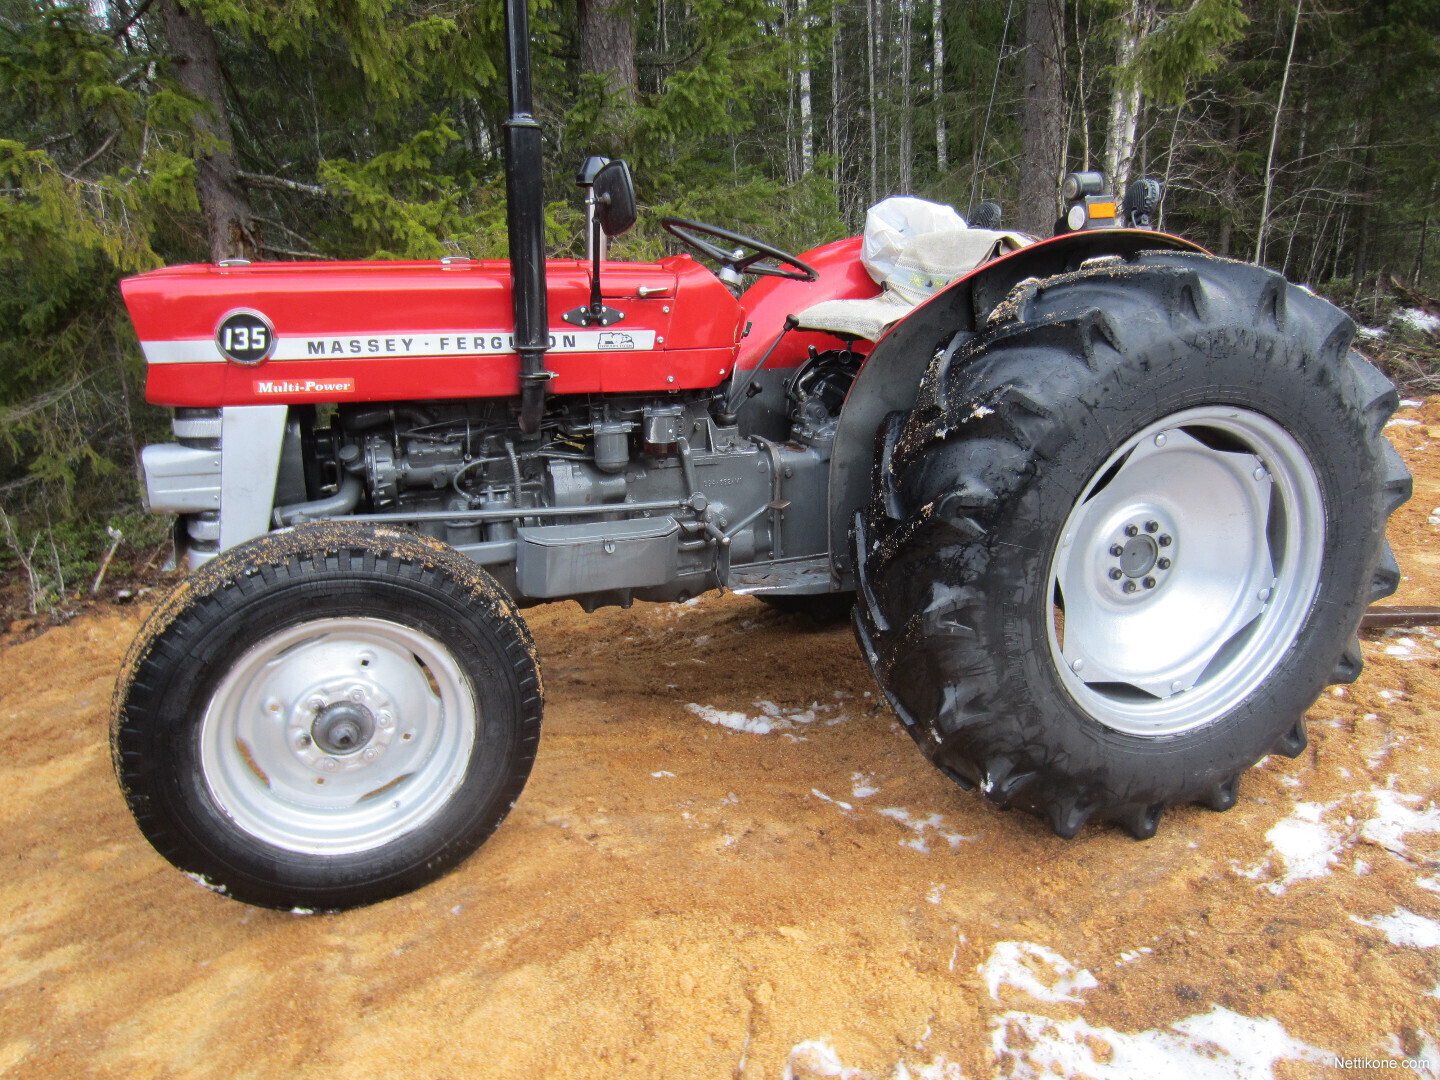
254,378 -> 356,395
143,327 -> 658,365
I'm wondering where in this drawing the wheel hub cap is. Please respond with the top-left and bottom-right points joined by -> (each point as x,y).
1119,533 -> 1158,578
312,702 -> 375,755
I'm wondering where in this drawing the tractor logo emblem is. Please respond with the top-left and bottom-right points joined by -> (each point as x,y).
215,309 -> 276,365
596,331 -> 635,350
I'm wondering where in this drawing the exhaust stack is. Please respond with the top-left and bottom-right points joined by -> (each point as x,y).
503,0 -> 552,434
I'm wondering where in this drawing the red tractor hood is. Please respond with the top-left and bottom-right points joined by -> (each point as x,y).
122,256 -> 743,407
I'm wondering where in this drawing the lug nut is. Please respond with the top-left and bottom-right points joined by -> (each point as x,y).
1109,568 -> 1124,580
348,687 -> 365,703
1145,520 -> 1159,533
1124,524 -> 1139,537
296,734 -> 311,748
1157,557 -> 1172,570
1142,576 -> 1156,589
309,696 -> 326,711
1110,545 -> 1124,557
362,748 -> 379,762
1158,534 -> 1172,547
1123,580 -> 1138,594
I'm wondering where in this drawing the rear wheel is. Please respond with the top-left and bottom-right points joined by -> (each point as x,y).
113,522 -> 543,909
853,251 -> 1410,838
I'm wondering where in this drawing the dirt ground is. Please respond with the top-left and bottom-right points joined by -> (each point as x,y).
4,408 -> 1440,1079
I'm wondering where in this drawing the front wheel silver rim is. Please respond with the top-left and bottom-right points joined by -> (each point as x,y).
1047,406 -> 1325,737
200,617 -> 477,855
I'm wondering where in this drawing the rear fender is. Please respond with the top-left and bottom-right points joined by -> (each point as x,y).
825,229 -> 1206,585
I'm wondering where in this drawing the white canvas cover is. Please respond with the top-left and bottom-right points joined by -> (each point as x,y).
797,198 -> 1032,342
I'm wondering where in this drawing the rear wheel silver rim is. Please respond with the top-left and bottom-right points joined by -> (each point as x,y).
200,617 -> 476,855
1047,406 -> 1325,737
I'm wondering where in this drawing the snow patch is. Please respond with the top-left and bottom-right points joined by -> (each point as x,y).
686,699 -> 845,734
990,1007 -> 1328,1080
812,788 -> 853,812
877,807 -> 972,853
781,1041 -> 964,1080
1397,307 -> 1440,335
851,772 -> 879,798
1387,418 -> 1424,428
1358,325 -> 1386,340
981,942 -> 1098,1004
1264,802 -> 1343,893
1362,789 -> 1440,858
1117,947 -> 1153,966
651,770 -> 675,778
1402,398 -> 1426,408
686,703 -> 783,734
1352,907 -> 1440,948
183,872 -> 229,896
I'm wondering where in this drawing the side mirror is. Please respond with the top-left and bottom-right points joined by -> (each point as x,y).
593,160 -> 637,237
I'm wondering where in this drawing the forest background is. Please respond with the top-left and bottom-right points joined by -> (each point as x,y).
1,0 -> 1438,611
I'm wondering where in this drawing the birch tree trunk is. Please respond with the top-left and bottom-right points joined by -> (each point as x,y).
900,0 -> 913,192
867,0 -> 879,206
832,0 -> 841,192
1103,0 -> 1150,197
1017,0 -> 1065,233
933,0 -> 945,172
160,0 -> 258,262
799,0 -> 813,177
1255,0 -> 1302,265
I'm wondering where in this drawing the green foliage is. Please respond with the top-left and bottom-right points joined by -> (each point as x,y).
1135,0 -> 1249,105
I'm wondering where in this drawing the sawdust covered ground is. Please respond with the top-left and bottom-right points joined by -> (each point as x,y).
4,409 -> 1440,1079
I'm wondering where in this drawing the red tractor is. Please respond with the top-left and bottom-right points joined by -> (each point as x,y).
111,1 -> 1410,909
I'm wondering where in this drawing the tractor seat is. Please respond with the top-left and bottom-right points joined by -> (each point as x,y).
796,227 -> 1031,342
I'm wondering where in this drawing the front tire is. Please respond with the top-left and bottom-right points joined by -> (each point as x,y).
112,523 -> 543,909
854,251 -> 1410,839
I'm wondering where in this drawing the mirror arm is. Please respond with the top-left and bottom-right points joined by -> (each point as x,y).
563,207 -> 625,328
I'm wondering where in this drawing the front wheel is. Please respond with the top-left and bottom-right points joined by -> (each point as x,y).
854,251 -> 1411,839
112,523 -> 543,909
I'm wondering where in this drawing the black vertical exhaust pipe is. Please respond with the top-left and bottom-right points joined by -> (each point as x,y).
503,0 -> 551,434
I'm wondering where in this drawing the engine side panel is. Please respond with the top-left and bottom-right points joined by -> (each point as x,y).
124,256 -> 743,407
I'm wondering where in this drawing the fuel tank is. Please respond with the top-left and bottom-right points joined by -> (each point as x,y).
122,254 -> 745,407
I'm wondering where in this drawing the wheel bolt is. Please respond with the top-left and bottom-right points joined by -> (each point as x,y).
296,734 -> 311,748
378,711 -> 394,728
362,748 -> 379,762
348,687 -> 365,703
1109,568 -> 1123,580
1158,534 -> 1172,547
308,696 -> 326,711
1124,524 -> 1139,537
1123,580 -> 1138,594
1110,545 -> 1124,557
320,758 -> 338,772
1142,576 -> 1156,589
1145,520 -> 1159,533
1157,557 -> 1172,570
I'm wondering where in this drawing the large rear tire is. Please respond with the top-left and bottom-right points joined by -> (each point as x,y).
112,522 -> 543,909
853,251 -> 1410,839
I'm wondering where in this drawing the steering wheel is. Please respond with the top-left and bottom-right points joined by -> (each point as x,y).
659,217 -> 818,283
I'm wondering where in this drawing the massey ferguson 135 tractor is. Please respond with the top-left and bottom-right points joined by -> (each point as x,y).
111,0 -> 1410,910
